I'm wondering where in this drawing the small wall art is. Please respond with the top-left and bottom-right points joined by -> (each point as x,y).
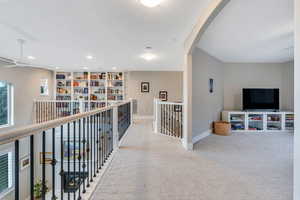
141,82 -> 150,93
159,91 -> 168,101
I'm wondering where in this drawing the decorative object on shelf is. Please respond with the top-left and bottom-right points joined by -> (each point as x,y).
20,155 -> 30,170
209,78 -> 214,93
40,79 -> 49,96
39,152 -> 52,164
141,82 -> 150,93
159,90 -> 168,101
34,179 -> 49,199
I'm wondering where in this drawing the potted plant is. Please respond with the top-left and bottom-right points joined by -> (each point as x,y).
34,179 -> 49,200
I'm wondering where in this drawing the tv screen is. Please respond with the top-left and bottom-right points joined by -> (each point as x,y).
243,88 -> 279,111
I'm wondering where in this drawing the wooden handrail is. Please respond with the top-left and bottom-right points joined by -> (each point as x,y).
0,100 -> 131,145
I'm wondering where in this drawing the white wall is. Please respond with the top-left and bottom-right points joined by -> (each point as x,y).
126,71 -> 183,116
294,0 -> 299,199
223,62 -> 294,110
192,48 -> 224,138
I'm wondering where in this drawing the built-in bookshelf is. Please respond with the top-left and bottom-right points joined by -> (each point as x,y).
222,111 -> 294,133
55,71 -> 125,107
56,72 -> 72,100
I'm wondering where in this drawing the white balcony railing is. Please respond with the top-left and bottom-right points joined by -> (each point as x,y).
153,99 -> 183,138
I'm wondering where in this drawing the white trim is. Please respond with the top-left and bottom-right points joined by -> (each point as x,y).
133,115 -> 154,120
0,82 -> 14,128
192,129 -> 212,144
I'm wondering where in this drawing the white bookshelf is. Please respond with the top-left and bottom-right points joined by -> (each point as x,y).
222,111 -> 294,133
55,71 -> 125,107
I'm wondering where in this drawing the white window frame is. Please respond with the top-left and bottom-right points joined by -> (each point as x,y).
0,82 -> 14,128
0,147 -> 14,199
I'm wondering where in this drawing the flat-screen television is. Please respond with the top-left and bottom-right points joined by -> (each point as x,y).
243,88 -> 279,111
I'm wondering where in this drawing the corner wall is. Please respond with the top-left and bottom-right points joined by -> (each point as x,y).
192,48 -> 224,139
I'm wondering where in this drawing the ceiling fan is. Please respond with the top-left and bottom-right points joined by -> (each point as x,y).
0,39 -> 41,68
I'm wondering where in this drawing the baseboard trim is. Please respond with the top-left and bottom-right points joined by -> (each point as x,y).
192,129 -> 212,144
133,115 -> 154,120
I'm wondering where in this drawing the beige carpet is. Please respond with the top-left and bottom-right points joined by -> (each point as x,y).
91,119 -> 293,200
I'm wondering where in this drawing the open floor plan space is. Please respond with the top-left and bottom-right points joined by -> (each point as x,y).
92,120 -> 293,200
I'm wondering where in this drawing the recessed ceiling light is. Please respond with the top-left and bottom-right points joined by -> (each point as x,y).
140,53 -> 157,61
86,55 -> 93,60
83,66 -> 89,70
112,67 -> 117,70
140,0 -> 162,8
55,67 -> 60,70
27,56 -> 36,60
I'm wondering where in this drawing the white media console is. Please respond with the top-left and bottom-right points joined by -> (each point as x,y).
222,111 -> 294,133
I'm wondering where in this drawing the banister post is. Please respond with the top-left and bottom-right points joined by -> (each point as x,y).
154,99 -> 160,133
113,105 -> 119,149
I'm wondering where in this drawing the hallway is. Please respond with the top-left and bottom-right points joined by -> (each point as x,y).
91,120 -> 293,200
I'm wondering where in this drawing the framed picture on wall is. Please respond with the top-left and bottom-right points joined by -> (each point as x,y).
40,79 -> 49,96
39,152 -> 52,164
141,82 -> 150,93
209,78 -> 214,93
159,91 -> 168,101
20,156 -> 30,170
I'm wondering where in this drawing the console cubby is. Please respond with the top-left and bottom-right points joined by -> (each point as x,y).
222,111 -> 294,133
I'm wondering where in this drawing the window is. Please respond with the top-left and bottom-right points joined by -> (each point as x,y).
0,81 -> 13,127
0,151 -> 13,197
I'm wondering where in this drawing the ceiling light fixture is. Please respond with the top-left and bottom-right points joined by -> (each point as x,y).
27,56 -> 36,60
86,55 -> 93,60
83,66 -> 89,70
112,67 -> 117,70
140,0 -> 162,8
141,53 -> 157,61
55,67 -> 60,70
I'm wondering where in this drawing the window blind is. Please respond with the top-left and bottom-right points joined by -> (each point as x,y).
0,153 -> 9,193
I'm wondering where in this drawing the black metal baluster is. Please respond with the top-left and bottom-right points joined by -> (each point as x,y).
176,106 -> 178,137
101,112 -> 104,167
52,128 -> 57,200
98,113 -> 102,170
60,125 -> 64,200
30,135 -> 34,200
15,140 -> 19,200
42,131 -> 46,200
78,119 -> 82,200
180,106 -> 183,138
82,118 -> 86,193
93,115 -> 96,177
73,121 -> 76,200
96,114 -> 99,173
90,116 -> 93,182
169,105 -> 171,136
164,104 -> 166,135
67,123 -> 71,200
109,110 -> 112,154
111,109 -> 114,153
104,110 -> 107,161
171,105 -> 174,136
161,104 -> 163,134
86,116 -> 90,187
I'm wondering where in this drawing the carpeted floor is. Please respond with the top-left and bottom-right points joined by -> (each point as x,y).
91,119 -> 293,200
